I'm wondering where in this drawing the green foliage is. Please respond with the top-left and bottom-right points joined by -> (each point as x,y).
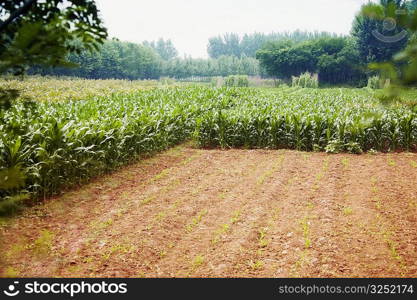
345,142 -> 364,154
1,84 -> 416,212
0,193 -> 29,216
0,86 -> 242,207
352,0 -> 409,65
0,0 -> 107,75
292,72 -> 319,88
367,76 -> 385,89
0,0 -> 108,207
34,40 -> 163,80
32,46 -> 261,80
361,1 -> 417,88
256,37 -> 366,86
223,75 -> 249,87
207,31 -> 338,58
143,38 -> 178,60
0,166 -> 26,190
325,140 -> 344,154
194,87 -> 416,152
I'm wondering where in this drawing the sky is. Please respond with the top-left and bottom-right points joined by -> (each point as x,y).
95,0 -> 372,58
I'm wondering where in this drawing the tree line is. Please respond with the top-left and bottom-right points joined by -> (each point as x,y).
207,31 -> 339,58
256,0 -> 417,86
30,38 -> 260,79
30,0 -> 417,86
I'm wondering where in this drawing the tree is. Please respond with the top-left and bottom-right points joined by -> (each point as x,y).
351,0 -> 409,65
143,38 -> 178,61
207,36 -> 226,59
0,0 -> 107,75
256,37 -> 366,85
207,31 -> 338,58
360,0 -> 417,105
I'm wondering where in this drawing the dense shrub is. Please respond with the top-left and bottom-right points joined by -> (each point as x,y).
292,72 -> 319,88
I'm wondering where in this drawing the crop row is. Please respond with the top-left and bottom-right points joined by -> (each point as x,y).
1,86 -> 416,211
194,88 -> 417,152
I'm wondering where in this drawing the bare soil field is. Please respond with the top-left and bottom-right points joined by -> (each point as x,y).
0,144 -> 416,278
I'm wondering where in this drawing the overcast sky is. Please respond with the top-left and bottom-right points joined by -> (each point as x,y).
95,0 -> 372,58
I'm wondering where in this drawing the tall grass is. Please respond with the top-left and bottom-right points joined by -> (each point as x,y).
292,72 -> 319,88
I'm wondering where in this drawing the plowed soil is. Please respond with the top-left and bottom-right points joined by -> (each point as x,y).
0,144 -> 416,278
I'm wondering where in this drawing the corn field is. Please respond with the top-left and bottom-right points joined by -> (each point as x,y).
1,84 -> 416,211
193,87 -> 417,151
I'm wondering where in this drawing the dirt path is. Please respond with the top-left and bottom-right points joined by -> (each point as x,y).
0,145 -> 416,278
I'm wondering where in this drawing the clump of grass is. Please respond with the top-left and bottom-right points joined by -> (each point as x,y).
292,72 -> 319,88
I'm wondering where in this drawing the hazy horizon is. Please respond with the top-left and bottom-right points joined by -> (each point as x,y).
96,0 -> 373,58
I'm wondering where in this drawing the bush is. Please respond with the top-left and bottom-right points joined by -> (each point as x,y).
367,76 -> 382,89
367,76 -> 390,90
210,77 -> 223,87
292,72 -> 319,88
223,75 -> 249,87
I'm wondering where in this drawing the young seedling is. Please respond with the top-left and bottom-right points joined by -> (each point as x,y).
300,217 -> 311,249
230,210 -> 241,224
212,223 -> 230,244
154,211 -> 166,223
258,227 -> 269,248
341,157 -> 349,169
342,206 -> 353,216
159,250 -> 167,258
185,209 -> 208,233
191,255 -> 204,271
248,260 -> 264,271
256,154 -> 285,186
271,207 -> 281,221
141,195 -> 156,205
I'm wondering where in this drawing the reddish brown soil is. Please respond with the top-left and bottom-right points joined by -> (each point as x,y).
0,145 -> 416,278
